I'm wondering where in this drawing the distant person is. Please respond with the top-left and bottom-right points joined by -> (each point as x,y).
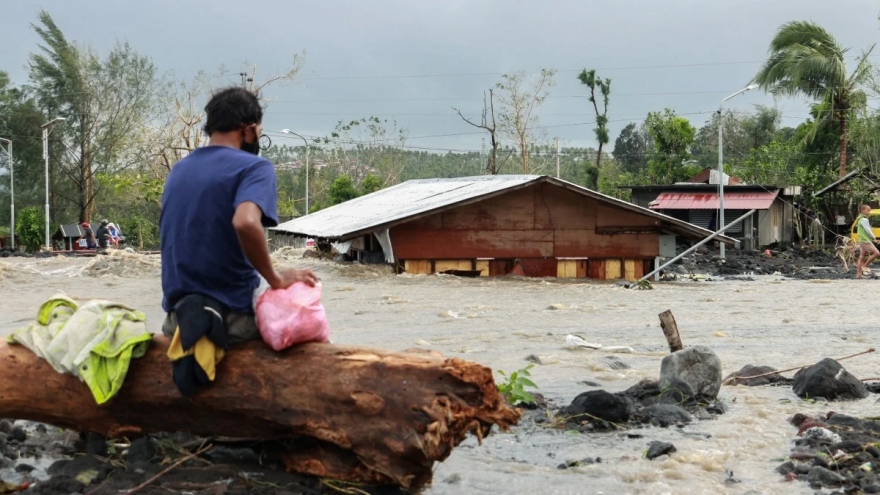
855,204 -> 879,278
107,222 -> 122,247
95,219 -> 111,250
79,222 -> 97,249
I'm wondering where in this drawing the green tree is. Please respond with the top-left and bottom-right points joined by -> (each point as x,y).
578,69 -> 611,169
645,109 -> 696,184
328,176 -> 359,205
753,20 -> 874,178
361,175 -> 382,194
28,9 -> 161,222
612,122 -> 649,174
0,71 -> 45,218
15,207 -> 44,252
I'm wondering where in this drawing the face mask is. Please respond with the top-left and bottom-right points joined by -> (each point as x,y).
240,126 -> 261,155
241,139 -> 260,156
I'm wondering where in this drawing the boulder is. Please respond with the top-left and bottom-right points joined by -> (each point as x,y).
645,441 -> 676,460
723,364 -> 792,386
657,377 -> 697,405
640,404 -> 692,428
806,465 -> 845,487
792,358 -> 868,401
564,390 -> 630,423
659,346 -> 723,400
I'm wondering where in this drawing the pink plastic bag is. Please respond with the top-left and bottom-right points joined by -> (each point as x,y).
255,282 -> 330,350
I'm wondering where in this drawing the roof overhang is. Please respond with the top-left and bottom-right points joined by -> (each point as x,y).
649,190 -> 779,210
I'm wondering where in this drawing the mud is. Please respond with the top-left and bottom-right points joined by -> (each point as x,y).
1,251 -> 879,494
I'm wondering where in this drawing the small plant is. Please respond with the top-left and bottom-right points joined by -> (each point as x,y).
497,364 -> 538,406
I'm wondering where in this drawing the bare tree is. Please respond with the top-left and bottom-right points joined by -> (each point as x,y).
453,89 -> 501,174
145,53 -> 306,175
495,69 -> 556,173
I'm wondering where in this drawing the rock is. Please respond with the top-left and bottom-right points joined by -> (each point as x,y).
645,441 -> 676,460
865,485 -> 880,494
33,475 -> 86,495
125,437 -> 157,464
706,400 -> 727,415
580,380 -> 601,387
806,465 -> 845,487
7,426 -> 26,443
203,446 -> 260,464
776,461 -> 795,475
75,432 -> 107,457
657,377 -> 697,405
723,364 -> 792,386
0,420 -> 12,434
659,346 -> 723,400
546,304 -> 565,310
564,390 -> 630,423
640,404 -> 692,427
792,358 -> 868,401
0,438 -> 18,460
602,356 -> 630,370
620,378 -> 662,406
525,354 -> 559,365
15,463 -> 35,473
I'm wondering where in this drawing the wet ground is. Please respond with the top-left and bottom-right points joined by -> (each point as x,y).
0,247 -> 877,494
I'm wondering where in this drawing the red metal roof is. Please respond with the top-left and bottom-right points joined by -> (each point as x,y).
649,190 -> 779,210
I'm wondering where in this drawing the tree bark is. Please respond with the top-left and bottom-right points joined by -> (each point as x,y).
658,309 -> 683,353
0,338 -> 519,489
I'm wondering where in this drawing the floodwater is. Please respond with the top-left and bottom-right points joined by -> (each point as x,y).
1,251 -> 877,495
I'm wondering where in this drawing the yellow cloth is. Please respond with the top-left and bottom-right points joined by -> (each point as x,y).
8,294 -> 152,405
166,327 -> 225,381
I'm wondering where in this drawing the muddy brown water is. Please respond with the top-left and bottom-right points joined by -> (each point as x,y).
1,254 -> 877,495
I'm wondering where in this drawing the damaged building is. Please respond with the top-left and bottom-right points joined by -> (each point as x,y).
270,175 -> 736,280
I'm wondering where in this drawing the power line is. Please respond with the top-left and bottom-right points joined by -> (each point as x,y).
295,54 -> 880,81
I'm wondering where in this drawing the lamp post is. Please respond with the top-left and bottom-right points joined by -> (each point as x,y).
718,84 -> 758,259
280,129 -> 309,215
0,138 -> 11,249
41,117 -> 66,251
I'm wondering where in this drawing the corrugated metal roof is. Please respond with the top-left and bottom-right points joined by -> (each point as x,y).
649,191 -> 779,210
272,175 -> 737,245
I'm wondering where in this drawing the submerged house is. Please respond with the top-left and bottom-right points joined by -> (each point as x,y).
271,175 -> 736,281
625,170 -> 801,251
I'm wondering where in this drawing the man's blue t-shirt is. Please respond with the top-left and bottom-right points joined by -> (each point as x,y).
160,146 -> 278,314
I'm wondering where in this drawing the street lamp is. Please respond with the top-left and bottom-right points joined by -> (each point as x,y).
280,129 -> 310,216
717,83 -> 758,258
0,138 -> 12,250
41,117 -> 66,251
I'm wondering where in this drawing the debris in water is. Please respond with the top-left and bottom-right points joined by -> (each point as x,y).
564,334 -> 634,354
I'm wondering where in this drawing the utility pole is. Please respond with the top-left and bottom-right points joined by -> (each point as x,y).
555,137 -> 560,179
0,138 -> 12,249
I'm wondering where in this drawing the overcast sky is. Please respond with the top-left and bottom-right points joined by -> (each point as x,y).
2,0 -> 879,154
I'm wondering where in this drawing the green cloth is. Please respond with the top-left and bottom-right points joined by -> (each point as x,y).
857,214 -> 873,243
8,294 -> 152,405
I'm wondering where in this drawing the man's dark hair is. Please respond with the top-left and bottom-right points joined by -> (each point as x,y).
203,86 -> 263,135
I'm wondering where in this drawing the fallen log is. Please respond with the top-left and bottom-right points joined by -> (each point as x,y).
0,338 -> 519,489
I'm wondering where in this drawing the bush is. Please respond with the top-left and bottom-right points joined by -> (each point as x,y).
117,215 -> 159,250
16,207 -> 45,252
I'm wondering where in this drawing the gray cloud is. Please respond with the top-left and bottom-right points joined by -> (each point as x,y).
2,0 -> 878,153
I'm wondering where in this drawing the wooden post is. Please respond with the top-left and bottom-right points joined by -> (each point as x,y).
658,309 -> 683,352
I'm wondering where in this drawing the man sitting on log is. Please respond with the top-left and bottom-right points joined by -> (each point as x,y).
160,86 -> 318,346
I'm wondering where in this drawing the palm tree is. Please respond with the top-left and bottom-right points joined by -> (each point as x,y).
753,21 -> 874,178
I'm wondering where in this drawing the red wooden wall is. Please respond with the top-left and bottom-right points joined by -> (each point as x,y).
390,183 -> 661,260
